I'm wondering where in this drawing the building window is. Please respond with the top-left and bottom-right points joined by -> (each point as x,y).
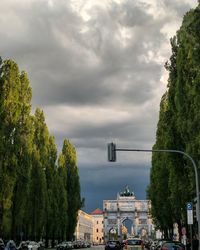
97,237 -> 98,240
102,221 -> 104,224
97,221 -> 98,224
96,229 -> 98,233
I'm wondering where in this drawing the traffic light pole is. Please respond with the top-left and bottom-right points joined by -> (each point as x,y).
107,143 -> 200,246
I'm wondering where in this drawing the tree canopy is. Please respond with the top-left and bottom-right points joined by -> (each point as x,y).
147,4 -> 200,237
0,57 -> 83,242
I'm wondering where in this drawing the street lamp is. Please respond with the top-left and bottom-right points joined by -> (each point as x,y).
107,142 -> 200,246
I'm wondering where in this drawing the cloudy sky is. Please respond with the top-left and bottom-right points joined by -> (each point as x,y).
0,0 -> 197,213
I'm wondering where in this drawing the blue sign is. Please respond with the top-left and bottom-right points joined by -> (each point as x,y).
186,202 -> 193,210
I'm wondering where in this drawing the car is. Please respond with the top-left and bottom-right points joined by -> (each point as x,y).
5,241 -> 17,250
27,241 -> 39,250
105,241 -> 122,250
74,240 -> 84,249
37,242 -> 45,250
160,241 -> 184,250
56,242 -> 69,250
0,239 -> 4,250
155,239 -> 170,250
82,242 -> 91,248
17,241 -> 28,250
124,238 -> 143,250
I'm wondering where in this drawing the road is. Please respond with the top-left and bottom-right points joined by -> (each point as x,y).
91,245 -> 104,250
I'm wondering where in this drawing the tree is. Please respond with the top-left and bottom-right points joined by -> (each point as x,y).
28,108 -> 48,240
10,71 -> 33,240
0,59 -> 22,237
149,4 -> 200,235
44,135 -> 57,246
147,93 -> 174,237
59,139 -> 82,240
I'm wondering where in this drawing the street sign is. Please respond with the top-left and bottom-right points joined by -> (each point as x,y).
187,202 -> 193,225
187,202 -> 193,210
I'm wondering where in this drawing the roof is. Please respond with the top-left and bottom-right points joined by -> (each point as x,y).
91,208 -> 103,215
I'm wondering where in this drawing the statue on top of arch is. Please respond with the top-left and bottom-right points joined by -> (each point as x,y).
120,185 -> 134,197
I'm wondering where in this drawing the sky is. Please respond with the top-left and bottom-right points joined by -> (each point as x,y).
0,0 -> 198,213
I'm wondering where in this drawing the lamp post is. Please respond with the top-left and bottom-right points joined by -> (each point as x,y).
107,143 -> 200,246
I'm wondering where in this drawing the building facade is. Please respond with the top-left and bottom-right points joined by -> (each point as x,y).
75,210 -> 93,242
103,186 -> 154,241
91,208 -> 104,244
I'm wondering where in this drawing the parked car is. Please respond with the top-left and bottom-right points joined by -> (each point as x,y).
150,240 -> 159,250
149,239 -> 170,250
56,242 -> 68,250
144,240 -> 153,250
105,240 -> 122,250
27,241 -> 39,250
57,241 -> 74,250
37,242 -> 45,250
5,241 -> 17,250
0,239 -> 5,250
82,242 -> 91,248
66,242 -> 74,249
17,241 -> 28,250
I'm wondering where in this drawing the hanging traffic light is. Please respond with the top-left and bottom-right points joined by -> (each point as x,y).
108,142 -> 116,162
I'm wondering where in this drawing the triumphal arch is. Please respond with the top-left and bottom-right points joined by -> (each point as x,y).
103,186 -> 154,241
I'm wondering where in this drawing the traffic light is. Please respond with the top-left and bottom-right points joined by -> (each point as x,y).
108,142 -> 116,162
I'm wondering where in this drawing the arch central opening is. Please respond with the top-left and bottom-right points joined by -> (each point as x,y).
122,218 -> 134,239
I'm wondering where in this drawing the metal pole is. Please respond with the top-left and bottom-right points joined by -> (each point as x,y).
115,147 -> 200,247
190,224 -> 193,250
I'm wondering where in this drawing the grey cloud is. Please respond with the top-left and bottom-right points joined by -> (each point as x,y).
115,2 -> 152,27
1,0 -> 166,108
163,0 -> 194,16
0,0 -> 197,212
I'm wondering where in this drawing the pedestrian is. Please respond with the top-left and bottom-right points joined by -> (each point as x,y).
192,235 -> 199,250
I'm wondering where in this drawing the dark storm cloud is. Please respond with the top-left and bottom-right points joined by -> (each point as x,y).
0,0 -> 197,212
79,163 -> 150,213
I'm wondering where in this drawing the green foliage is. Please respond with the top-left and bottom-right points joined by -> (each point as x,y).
59,139 -> 82,240
0,57 -> 82,241
0,59 -> 22,237
148,4 -> 200,235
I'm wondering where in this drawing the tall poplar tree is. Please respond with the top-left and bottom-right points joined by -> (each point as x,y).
0,59 -> 21,237
45,135 -> 57,245
10,71 -> 33,240
57,152 -> 68,240
148,3 -> 200,234
28,108 -> 48,240
0,56 -> 83,241
59,139 -> 82,240
147,94 -> 174,237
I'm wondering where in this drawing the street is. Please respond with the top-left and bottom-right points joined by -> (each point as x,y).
91,245 -> 105,250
